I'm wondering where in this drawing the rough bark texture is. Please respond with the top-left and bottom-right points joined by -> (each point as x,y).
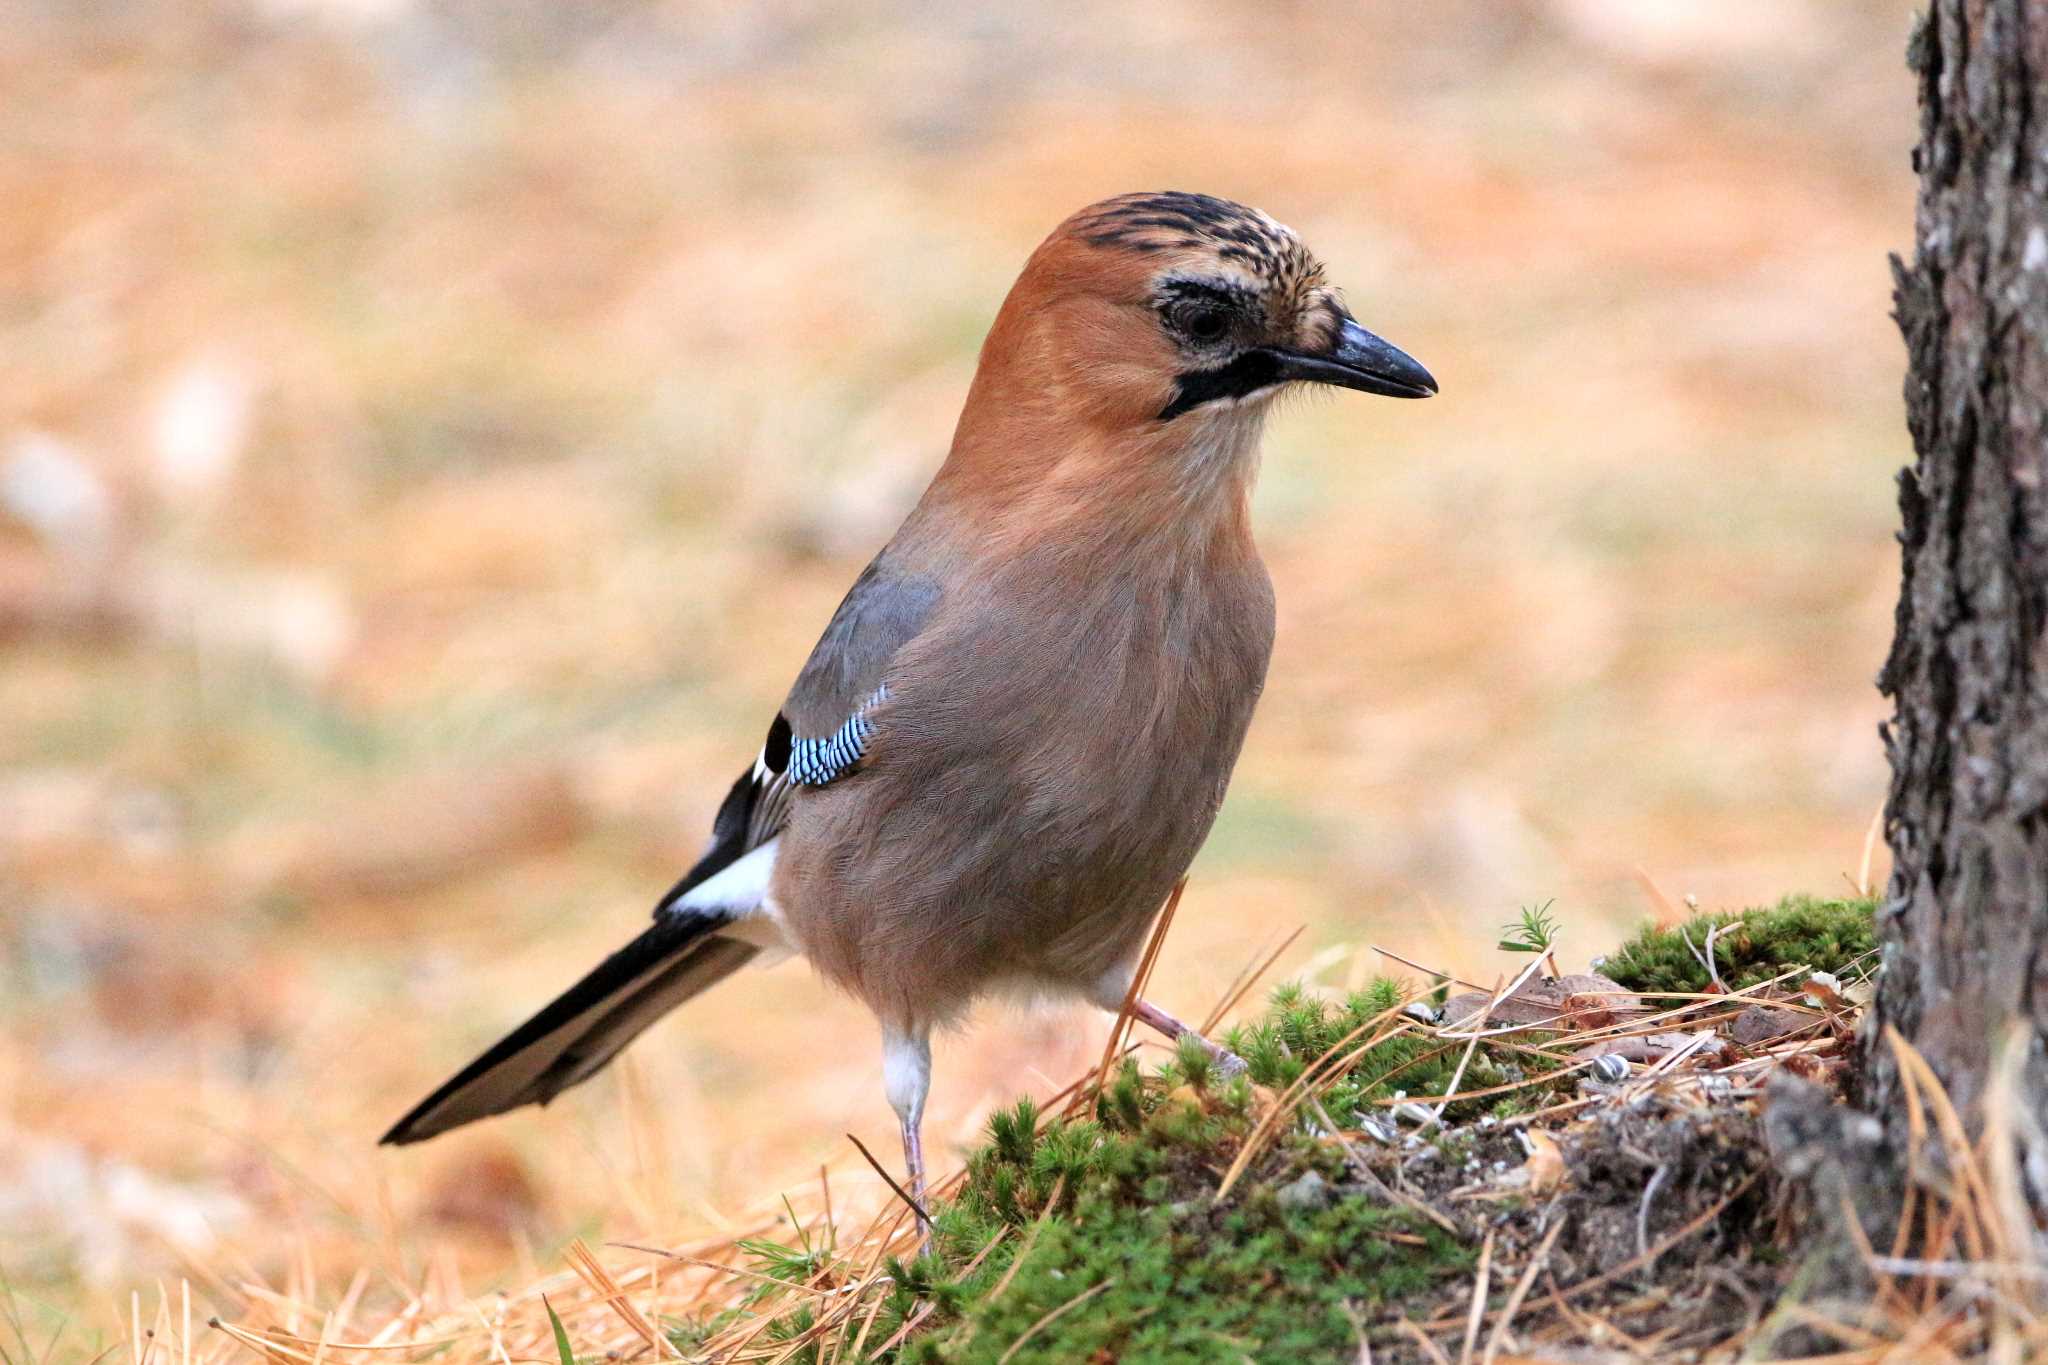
1873,0 -> 2048,1141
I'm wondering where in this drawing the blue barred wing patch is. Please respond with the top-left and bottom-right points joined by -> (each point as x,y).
787,685 -> 888,786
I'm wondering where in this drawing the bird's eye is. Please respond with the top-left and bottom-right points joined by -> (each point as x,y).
1177,303 -> 1231,343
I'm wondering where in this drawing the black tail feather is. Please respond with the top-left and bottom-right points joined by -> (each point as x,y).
380,911 -> 754,1145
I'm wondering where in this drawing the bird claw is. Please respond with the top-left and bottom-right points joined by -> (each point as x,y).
1189,1033 -> 1249,1079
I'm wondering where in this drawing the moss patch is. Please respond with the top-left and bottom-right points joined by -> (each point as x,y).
1600,893 -> 1878,995
1222,979 -> 1566,1123
893,1072 -> 1468,1363
675,927 -> 1846,1362
699,980 -> 1587,1363
634,891 -> 1871,1362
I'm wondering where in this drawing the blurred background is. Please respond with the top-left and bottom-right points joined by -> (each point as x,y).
2,0 -> 1915,1354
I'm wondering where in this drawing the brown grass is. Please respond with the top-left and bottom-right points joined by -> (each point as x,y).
148,919 -> 2042,1364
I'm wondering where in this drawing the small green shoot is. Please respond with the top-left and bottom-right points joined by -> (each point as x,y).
542,1296 -> 576,1365
0,1262 -> 73,1365
1498,899 -> 1562,954
1171,1032 -> 1217,1091
1425,973 -> 1451,1009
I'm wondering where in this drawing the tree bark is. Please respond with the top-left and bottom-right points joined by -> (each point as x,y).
1873,0 -> 2048,1153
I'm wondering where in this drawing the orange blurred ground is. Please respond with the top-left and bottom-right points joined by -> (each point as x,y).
1,1 -> 1913,1355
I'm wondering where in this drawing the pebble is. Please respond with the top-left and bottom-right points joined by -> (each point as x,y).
1276,1171 -> 1336,1213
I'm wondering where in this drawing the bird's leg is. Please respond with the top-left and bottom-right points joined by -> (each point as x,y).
1126,997 -> 1249,1079
881,1025 -> 933,1251
1090,966 -> 1248,1077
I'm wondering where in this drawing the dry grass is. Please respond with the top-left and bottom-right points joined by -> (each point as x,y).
1799,1027 -> 2048,1364
131,910 -> 2041,1364
1,0 -> 1926,1358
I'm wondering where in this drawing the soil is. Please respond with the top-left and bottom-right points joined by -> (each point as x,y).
1322,1081 -> 1797,1360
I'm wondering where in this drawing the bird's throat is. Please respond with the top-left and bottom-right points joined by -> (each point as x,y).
1169,401 -> 1268,511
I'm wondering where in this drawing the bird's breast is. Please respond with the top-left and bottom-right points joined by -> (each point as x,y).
772,531 -> 1275,1025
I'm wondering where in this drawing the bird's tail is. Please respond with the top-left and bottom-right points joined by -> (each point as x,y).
380,912 -> 756,1145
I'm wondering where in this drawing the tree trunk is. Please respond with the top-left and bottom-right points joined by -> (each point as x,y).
1872,0 -> 2048,1156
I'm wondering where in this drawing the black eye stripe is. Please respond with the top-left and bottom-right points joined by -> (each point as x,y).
1158,349 -> 1283,421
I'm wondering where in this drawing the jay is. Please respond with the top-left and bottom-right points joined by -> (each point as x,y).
381,192 -> 1435,1225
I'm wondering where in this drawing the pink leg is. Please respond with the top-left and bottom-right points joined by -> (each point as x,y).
900,1117 -> 926,1203
1128,998 -> 1248,1077
900,1112 -> 929,1247
883,1027 -> 932,1253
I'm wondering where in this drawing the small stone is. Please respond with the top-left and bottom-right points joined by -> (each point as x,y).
1729,1005 -> 1811,1046
1276,1171 -> 1336,1213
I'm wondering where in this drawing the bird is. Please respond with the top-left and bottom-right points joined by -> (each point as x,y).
379,191 -> 1436,1229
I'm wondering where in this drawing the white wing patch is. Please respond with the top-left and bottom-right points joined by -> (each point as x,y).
663,838 -> 789,955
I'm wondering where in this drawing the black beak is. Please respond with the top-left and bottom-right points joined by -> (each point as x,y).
1269,317 -> 1437,399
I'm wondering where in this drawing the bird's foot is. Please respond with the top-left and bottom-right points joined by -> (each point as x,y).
1129,998 -> 1248,1078
1196,1037 -> 1250,1080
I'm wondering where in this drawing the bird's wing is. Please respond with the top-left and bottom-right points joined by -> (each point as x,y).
382,561 -> 941,1145
652,555 -> 941,917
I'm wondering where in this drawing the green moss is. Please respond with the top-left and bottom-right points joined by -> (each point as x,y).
661,1317 -> 711,1354
706,979 -> 1581,1362
887,1066 -> 1467,1364
911,1180 -> 1462,1362
1601,894 -> 1878,995
1221,979 -> 1563,1127
665,900 -> 1864,1361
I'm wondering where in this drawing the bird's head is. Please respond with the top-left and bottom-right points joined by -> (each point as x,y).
971,192 -> 1436,437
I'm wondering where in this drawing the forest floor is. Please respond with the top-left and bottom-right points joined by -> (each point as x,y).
169,893 -> 2039,1365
